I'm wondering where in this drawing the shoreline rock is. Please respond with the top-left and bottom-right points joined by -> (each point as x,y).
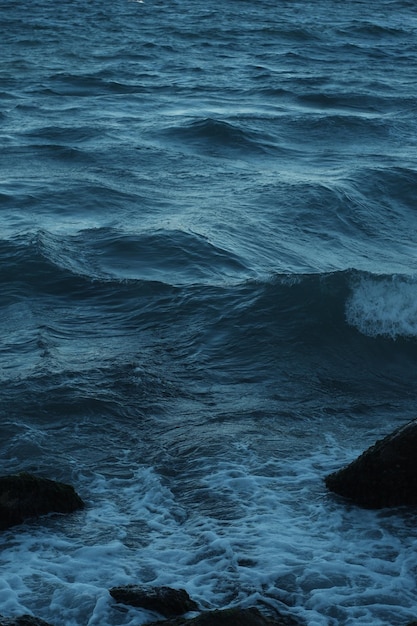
109,586 -> 302,626
0,616 -> 54,626
0,472 -> 84,530
109,585 -> 199,617
149,607 -> 302,626
325,418 -> 417,508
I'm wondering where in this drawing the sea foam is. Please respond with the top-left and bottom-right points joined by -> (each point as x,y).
2,440 -> 417,626
345,274 -> 417,339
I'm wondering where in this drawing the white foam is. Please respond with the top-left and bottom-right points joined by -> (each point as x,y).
345,273 -> 417,338
1,444 -> 417,626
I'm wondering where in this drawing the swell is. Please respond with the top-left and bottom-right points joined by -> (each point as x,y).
158,117 -> 285,158
2,230 -> 417,405
0,229 -> 253,289
38,73 -> 143,97
192,269 -> 417,352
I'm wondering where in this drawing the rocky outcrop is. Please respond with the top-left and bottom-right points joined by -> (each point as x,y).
150,607 -> 301,626
0,472 -> 84,530
325,418 -> 417,508
109,585 -> 199,617
0,616 -> 54,626
109,586 -> 302,626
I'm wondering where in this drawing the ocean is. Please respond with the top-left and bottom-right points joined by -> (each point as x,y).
1,0 -> 417,624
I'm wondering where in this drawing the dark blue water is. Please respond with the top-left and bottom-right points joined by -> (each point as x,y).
2,1 -> 417,624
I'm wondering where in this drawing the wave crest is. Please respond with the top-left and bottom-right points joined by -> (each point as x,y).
346,274 -> 417,339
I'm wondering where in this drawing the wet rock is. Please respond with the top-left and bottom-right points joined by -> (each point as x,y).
0,472 -> 84,530
0,616 -> 54,626
150,607 -> 302,626
109,585 -> 199,617
325,418 -> 417,508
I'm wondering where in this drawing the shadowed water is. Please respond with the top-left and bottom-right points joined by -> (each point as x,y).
1,0 -> 417,624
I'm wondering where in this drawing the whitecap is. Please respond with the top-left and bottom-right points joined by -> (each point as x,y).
345,273 -> 417,339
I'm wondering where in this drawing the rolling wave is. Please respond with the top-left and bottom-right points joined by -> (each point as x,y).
159,117 -> 283,158
1,228 -> 253,287
3,230 -> 417,344
3,228 -> 417,410
42,73 -> 142,97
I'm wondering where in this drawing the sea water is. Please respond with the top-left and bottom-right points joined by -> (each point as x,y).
1,0 -> 417,624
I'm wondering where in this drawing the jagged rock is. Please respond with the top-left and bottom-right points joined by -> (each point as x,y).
150,607 -> 302,626
0,472 -> 84,530
325,418 -> 417,508
109,585 -> 199,617
0,616 -> 54,626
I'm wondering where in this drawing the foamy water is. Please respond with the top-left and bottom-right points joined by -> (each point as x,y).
2,433 -> 417,626
346,274 -> 417,339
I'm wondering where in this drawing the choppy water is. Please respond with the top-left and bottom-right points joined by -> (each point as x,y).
2,1 -> 417,624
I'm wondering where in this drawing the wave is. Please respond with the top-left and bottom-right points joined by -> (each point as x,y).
3,230 -> 417,344
235,269 -> 417,343
2,225 -> 417,409
22,124 -> 103,144
40,72 -> 142,97
266,269 -> 417,343
158,117 -> 285,158
0,228 -> 254,294
180,269 -> 417,397
340,21 -> 414,40
78,227 -> 253,284
346,273 -> 417,339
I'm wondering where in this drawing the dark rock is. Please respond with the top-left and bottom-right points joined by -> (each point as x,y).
0,616 -> 54,626
150,607 -> 302,626
109,585 -> 199,617
325,418 -> 417,508
0,472 -> 84,530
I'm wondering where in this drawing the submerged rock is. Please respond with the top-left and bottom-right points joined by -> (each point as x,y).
109,585 -> 199,617
0,616 -> 54,626
0,472 -> 84,530
325,418 -> 417,508
150,607 -> 302,626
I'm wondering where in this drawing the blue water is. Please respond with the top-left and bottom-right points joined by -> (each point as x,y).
2,1 -> 417,624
